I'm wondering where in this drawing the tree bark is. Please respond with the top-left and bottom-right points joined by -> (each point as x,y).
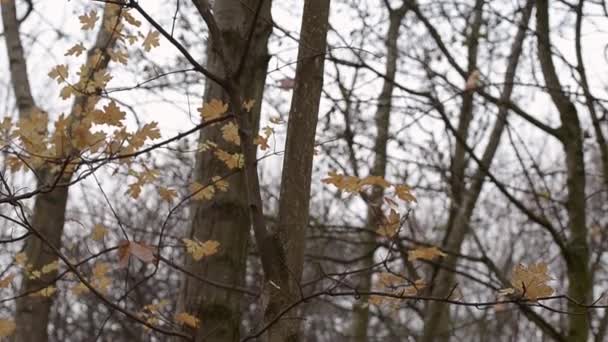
536,1 -> 591,340
422,1 -> 534,340
349,4 -> 407,342
422,1 -> 485,340
262,1 -> 331,341
178,1 -> 272,341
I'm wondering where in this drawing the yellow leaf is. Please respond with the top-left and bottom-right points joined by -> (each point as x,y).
361,176 -> 391,188
71,282 -> 89,296
91,224 -> 108,241
142,30 -> 160,52
134,121 -> 161,143
92,101 -> 125,126
41,260 -> 59,274
263,126 -> 273,137
269,115 -> 285,124
0,319 -> 16,338
189,182 -> 215,201
322,172 -> 362,193
122,11 -> 142,27
0,274 -> 15,288
198,99 -> 228,121
394,184 -> 416,202
402,279 -> 426,296
254,135 -> 270,151
510,262 -> 554,300
183,238 -> 220,261
79,10 -> 98,30
92,262 -> 112,293
28,270 -> 41,280
92,69 -> 113,89
242,99 -> 255,112
408,246 -> 447,261
126,34 -> 138,45
159,187 -> 178,203
198,139 -> 218,152
107,49 -> 129,65
211,176 -> 229,192
65,43 -> 86,57
143,299 -> 169,313
221,122 -> 241,145
60,85 -> 74,100
93,262 -> 110,278
127,182 -> 142,199
48,64 -> 69,84
175,312 -> 200,328
214,150 -> 243,170
376,209 -> 400,237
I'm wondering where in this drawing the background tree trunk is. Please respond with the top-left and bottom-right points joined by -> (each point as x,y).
178,1 -> 272,341
262,0 -> 331,341
349,4 -> 407,342
421,1 -> 533,340
536,1 -> 591,340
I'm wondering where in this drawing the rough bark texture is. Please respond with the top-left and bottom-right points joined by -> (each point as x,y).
1,0 -> 35,117
349,5 -> 407,342
178,1 -> 272,341
421,1 -> 533,340
2,3 -> 118,341
536,1 -> 591,340
262,1 -> 331,341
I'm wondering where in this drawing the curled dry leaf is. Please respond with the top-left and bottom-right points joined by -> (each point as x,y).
175,312 -> 200,328
117,240 -> 156,268
183,238 -> 220,261
510,262 -> 554,300
408,246 -> 447,262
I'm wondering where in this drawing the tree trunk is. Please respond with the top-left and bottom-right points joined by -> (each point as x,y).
262,1 -> 330,341
536,1 -> 591,340
422,1 -> 485,340
421,1 -> 533,340
349,5 -> 407,342
2,3 -> 119,341
178,1 -> 272,341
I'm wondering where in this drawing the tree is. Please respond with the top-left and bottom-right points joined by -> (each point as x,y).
1,1 -> 608,341
176,1 -> 272,341
2,2 -> 120,340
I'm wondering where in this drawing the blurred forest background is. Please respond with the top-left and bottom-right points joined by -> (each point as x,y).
1,0 -> 608,341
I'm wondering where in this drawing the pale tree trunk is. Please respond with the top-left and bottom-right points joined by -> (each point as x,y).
536,1 -> 591,340
2,3 -> 119,342
349,4 -> 407,341
421,1 -> 533,340
261,1 -> 330,341
178,1 -> 272,341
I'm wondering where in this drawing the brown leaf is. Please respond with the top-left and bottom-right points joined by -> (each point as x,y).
117,240 -> 155,268
408,246 -> 447,262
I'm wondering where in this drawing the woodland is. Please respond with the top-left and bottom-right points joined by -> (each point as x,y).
0,0 -> 608,341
